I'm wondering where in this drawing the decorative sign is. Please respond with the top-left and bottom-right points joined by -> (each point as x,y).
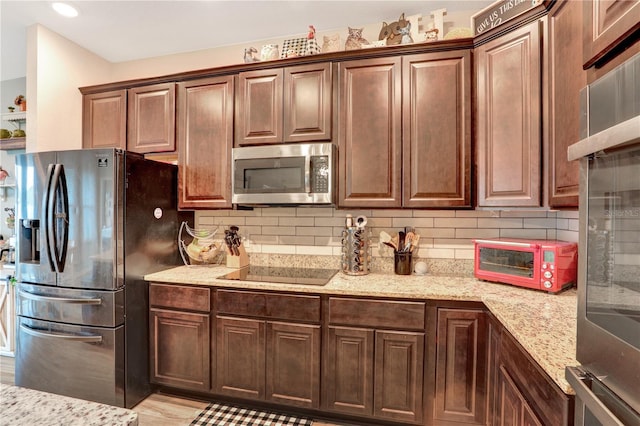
472,0 -> 543,35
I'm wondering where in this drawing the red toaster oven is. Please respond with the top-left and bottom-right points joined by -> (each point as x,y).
473,238 -> 578,293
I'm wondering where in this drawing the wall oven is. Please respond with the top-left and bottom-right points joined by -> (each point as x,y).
232,143 -> 336,205
566,52 -> 640,425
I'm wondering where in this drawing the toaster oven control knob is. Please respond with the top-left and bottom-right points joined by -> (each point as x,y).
543,280 -> 553,289
543,270 -> 553,279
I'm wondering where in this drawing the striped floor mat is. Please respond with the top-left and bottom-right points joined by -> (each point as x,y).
190,402 -> 313,426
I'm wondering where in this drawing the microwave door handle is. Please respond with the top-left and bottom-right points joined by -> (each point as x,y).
305,155 -> 312,194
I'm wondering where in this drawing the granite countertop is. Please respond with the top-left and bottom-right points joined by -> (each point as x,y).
145,265 -> 579,395
0,384 -> 138,426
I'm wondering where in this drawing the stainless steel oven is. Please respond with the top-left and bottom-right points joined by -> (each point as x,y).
566,52 -> 640,425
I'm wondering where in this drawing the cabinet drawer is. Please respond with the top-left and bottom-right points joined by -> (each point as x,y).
149,283 -> 210,313
217,290 -> 320,322
328,298 -> 425,330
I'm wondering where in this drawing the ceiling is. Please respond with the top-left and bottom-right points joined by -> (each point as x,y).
0,1 -> 492,81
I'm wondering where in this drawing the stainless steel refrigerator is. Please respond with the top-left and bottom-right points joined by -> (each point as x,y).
14,148 -> 192,408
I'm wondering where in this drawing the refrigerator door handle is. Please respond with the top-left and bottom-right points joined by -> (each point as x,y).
20,324 -> 103,343
18,289 -> 102,305
45,164 -> 70,273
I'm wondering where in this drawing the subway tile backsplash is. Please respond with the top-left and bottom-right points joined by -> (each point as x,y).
196,208 -> 579,262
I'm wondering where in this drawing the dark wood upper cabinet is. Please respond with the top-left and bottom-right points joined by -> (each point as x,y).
82,89 -> 127,149
546,0 -> 585,208
235,68 -> 283,146
284,63 -> 332,142
583,0 -> 640,69
402,51 -> 472,208
177,76 -> 234,209
476,20 -> 543,208
127,83 -> 176,153
434,308 -> 487,425
337,57 -> 402,208
235,63 -> 332,146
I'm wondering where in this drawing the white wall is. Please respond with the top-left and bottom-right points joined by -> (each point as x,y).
26,24 -> 113,152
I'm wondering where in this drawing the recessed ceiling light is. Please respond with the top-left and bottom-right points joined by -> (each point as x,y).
51,2 -> 79,18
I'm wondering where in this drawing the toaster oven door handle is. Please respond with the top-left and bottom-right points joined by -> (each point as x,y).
473,239 -> 539,249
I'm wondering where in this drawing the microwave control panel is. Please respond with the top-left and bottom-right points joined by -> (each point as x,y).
311,155 -> 329,193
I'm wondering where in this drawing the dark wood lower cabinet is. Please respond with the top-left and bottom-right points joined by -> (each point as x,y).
266,321 -> 321,408
434,309 -> 487,425
216,316 -> 265,399
148,286 -> 573,426
487,314 -> 573,426
150,308 -> 210,391
324,326 -> 424,424
216,316 -> 321,408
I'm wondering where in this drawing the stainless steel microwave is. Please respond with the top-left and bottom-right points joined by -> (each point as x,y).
232,143 -> 336,205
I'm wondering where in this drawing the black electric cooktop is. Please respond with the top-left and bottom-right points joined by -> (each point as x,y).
218,266 -> 339,286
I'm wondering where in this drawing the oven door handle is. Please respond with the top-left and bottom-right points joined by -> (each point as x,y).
566,367 -> 629,426
473,239 -> 539,249
18,289 -> 102,305
20,324 -> 103,343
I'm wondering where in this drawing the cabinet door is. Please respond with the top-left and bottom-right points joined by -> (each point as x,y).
127,83 -> 176,153
338,58 -> 402,208
583,0 -> 640,68
324,326 -> 374,416
150,308 -> 210,391
235,69 -> 283,146
82,90 -> 126,149
216,316 -> 265,400
403,50 -> 472,208
497,365 -> 543,426
547,0 -> 585,208
266,321 -> 320,408
486,318 -> 502,426
374,330 -> 424,424
434,309 -> 487,425
177,76 -> 234,209
476,20 -> 542,207
284,63 -> 332,142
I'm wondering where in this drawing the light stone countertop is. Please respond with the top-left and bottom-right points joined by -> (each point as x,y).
145,265 -> 579,395
0,384 -> 138,425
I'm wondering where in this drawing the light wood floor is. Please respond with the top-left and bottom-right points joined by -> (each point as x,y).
1,356 -> 341,426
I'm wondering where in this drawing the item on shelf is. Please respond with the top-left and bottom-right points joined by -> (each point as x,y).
260,44 -> 279,61
0,166 -> 8,181
177,221 -> 224,266
443,27 -> 473,40
342,214 -> 371,276
12,130 -> 25,138
398,21 -> 414,44
361,40 -> 386,49
321,34 -> 341,53
378,13 -> 408,46
345,27 -> 369,50
306,25 -> 321,55
7,106 -> 15,113
281,37 -> 306,58
243,47 -> 259,63
14,95 -> 26,112
0,129 -> 11,139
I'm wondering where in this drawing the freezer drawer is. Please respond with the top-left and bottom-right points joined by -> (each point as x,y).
16,316 -> 125,407
16,283 -> 124,327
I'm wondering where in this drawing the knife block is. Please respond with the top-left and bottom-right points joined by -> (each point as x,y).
226,244 -> 249,269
